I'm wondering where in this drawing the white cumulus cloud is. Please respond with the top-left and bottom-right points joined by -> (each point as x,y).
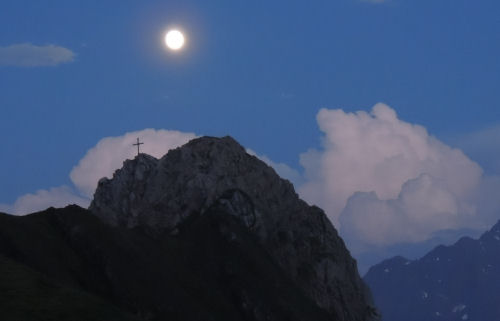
340,174 -> 480,251
299,103 -> 488,249
0,43 -> 75,67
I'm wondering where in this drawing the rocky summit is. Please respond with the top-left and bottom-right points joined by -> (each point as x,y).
90,136 -> 377,321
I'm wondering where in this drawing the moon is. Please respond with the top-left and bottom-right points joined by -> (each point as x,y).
165,30 -> 185,51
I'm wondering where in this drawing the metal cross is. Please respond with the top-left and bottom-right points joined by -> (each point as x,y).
133,137 -> 144,155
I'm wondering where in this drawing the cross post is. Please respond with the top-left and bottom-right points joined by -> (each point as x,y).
133,137 -> 144,156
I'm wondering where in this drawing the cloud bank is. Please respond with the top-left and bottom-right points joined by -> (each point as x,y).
340,174 -> 478,251
0,43 -> 75,67
299,103 -> 491,252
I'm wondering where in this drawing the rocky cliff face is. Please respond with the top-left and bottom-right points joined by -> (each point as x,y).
90,136 -> 377,321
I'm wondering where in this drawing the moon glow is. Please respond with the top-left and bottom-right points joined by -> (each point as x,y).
165,30 -> 185,50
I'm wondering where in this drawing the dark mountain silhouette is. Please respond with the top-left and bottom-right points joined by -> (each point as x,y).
0,252 -> 138,321
365,220 -> 500,321
0,136 -> 379,321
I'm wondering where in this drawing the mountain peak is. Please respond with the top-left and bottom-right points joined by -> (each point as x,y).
89,135 -> 378,321
90,135 -> 294,230
181,135 -> 245,152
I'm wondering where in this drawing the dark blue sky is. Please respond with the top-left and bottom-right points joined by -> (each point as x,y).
1,0 -> 499,205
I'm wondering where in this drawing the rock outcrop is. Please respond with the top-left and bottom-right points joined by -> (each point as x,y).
90,136 -> 378,321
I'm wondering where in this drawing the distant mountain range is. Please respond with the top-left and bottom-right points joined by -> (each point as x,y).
365,220 -> 500,321
0,136 -> 378,321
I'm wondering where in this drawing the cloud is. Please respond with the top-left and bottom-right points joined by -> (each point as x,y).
0,186 -> 89,215
2,129 -> 197,215
0,43 -> 75,67
340,174 -> 479,251
246,149 -> 303,187
298,103 -> 489,251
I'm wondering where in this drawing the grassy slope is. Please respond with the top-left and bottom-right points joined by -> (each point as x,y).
0,254 -> 138,321
0,206 -> 333,321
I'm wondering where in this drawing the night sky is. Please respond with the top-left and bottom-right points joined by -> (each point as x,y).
1,0 -> 499,271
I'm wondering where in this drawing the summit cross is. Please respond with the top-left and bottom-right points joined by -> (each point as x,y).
133,137 -> 144,155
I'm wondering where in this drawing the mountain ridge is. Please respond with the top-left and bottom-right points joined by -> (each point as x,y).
90,136 -> 377,320
0,135 -> 378,321
365,219 -> 500,321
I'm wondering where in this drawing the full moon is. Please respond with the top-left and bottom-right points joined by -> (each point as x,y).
165,30 -> 185,50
